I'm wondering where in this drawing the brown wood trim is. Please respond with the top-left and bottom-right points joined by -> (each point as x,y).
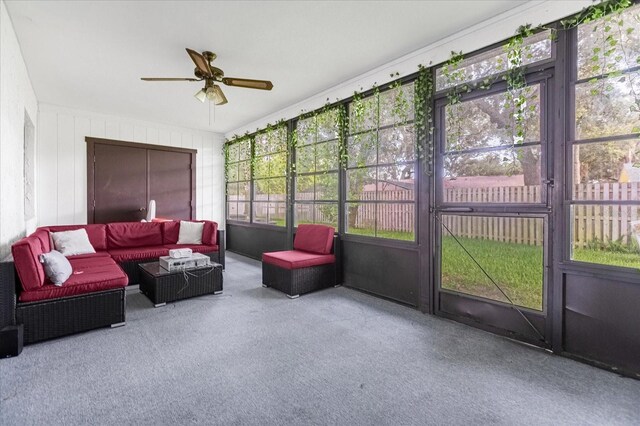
190,152 -> 197,220
146,149 -> 150,220
85,137 -> 197,154
87,140 -> 96,223
86,137 -> 198,224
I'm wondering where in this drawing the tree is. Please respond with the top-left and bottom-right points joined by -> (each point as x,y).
445,86 -> 541,185
572,5 -> 640,184
346,84 -> 416,231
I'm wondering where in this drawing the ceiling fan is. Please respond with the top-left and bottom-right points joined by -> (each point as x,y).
141,48 -> 273,105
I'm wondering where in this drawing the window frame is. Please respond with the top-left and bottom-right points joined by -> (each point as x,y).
251,126 -> 288,227
434,74 -> 552,210
293,109 -> 341,229
343,81 -> 419,243
565,5 -> 640,271
225,137 -> 252,223
434,29 -> 557,95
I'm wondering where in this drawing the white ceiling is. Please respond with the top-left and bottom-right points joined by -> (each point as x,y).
5,0 -> 531,134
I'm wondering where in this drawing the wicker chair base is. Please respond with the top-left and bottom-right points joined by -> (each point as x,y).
262,262 -> 336,297
16,288 -> 126,344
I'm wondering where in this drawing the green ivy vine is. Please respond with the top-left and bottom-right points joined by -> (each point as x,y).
388,76 -> 410,125
415,64 -> 434,175
570,0 -> 639,137
441,51 -> 467,153
504,24 -> 536,146
348,88 -> 369,168
561,0 -> 634,29
336,103 -> 348,169
440,0 -> 637,158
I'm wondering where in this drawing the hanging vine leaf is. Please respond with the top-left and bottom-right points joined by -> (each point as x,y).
415,64 -> 434,175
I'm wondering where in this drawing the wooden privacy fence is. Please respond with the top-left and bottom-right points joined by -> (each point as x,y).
572,182 -> 640,248
572,203 -> 639,248
443,185 -> 541,203
353,190 -> 415,233
237,183 -> 640,246
363,183 -> 639,245
442,186 -> 544,245
253,195 -> 286,221
442,183 -> 639,246
441,215 -> 545,246
295,203 -> 335,224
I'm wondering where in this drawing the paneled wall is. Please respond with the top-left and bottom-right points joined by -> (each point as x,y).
564,269 -> 640,376
0,0 -> 39,257
37,104 -> 225,228
342,240 -> 420,307
227,224 -> 287,260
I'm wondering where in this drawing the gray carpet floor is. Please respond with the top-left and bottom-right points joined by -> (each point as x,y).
1,252 -> 639,425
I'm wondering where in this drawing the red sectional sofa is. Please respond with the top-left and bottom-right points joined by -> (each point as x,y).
1,220 -> 225,344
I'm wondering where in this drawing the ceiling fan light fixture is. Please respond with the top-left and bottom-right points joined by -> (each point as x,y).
194,88 -> 206,103
206,85 -> 228,105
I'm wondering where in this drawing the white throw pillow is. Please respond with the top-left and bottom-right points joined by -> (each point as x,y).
40,250 -> 72,286
51,229 -> 96,257
177,221 -> 204,244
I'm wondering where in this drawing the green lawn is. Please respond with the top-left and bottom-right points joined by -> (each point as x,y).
348,227 -> 415,241
441,237 -> 640,311
572,248 -> 640,269
441,236 -> 544,310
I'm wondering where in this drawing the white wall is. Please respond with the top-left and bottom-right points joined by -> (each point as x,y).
0,0 -> 39,257
226,0 -> 592,138
37,103 -> 225,229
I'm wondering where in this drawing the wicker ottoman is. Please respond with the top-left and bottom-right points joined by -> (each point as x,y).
138,262 -> 223,307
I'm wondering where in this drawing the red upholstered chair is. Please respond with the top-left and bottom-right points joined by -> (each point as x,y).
262,224 -> 340,298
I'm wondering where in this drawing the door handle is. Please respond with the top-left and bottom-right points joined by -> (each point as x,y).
438,207 -> 474,212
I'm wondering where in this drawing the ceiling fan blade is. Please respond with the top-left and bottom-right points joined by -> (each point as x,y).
186,48 -> 212,76
141,77 -> 201,81
211,85 -> 228,105
221,77 -> 273,90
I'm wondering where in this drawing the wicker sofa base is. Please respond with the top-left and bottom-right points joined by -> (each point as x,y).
16,288 -> 126,344
262,262 -> 336,298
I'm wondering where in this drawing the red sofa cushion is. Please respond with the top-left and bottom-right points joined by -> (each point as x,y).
107,222 -> 163,249
108,246 -> 169,262
293,224 -> 335,255
67,251 -> 111,260
162,221 -> 218,245
32,228 -> 52,253
19,257 -> 128,302
164,244 -> 218,254
11,236 -> 46,291
44,224 -> 108,251
262,250 -> 335,270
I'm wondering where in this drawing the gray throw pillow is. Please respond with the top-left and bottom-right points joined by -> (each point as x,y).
39,250 -> 72,286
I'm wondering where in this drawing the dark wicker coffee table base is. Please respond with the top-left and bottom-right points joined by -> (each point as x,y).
262,262 -> 336,298
16,289 -> 126,344
139,264 -> 223,307
121,251 -> 222,285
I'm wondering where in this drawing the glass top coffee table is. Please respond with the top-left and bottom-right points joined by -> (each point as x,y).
138,261 -> 223,307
